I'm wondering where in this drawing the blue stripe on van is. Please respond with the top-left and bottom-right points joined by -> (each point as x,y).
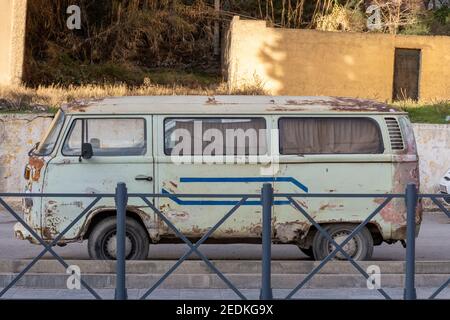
180,177 -> 309,193
161,189 -> 290,206
160,176 -> 308,206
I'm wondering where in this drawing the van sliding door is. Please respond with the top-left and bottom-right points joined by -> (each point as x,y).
153,115 -> 274,240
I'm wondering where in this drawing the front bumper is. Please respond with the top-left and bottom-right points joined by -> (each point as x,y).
14,222 -> 39,244
439,184 -> 450,205
442,193 -> 450,205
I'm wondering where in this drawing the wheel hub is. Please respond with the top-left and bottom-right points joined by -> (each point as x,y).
105,233 -> 132,259
328,231 -> 358,260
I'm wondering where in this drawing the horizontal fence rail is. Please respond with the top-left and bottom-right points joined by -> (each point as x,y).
0,183 -> 448,300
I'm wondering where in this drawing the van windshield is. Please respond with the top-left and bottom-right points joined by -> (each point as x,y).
34,109 -> 65,156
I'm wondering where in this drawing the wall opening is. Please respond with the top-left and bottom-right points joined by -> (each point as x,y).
393,48 -> 421,101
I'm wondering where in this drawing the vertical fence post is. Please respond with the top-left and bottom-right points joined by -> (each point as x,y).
404,183 -> 417,300
260,183 -> 273,300
115,182 -> 128,300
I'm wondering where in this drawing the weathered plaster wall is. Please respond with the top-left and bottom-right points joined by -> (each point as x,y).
226,16 -> 450,102
0,115 -> 448,209
0,0 -> 28,85
413,123 -> 450,197
0,114 -> 53,195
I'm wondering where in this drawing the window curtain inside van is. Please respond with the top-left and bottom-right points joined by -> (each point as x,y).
279,118 -> 382,154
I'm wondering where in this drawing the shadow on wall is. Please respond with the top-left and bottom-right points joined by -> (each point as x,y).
257,34 -> 287,95
256,28 -> 393,100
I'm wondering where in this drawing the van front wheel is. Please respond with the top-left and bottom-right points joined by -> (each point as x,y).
312,224 -> 373,261
88,216 -> 149,260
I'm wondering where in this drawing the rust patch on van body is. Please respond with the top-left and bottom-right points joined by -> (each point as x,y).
329,97 -> 399,112
290,97 -> 397,111
268,106 -> 306,112
376,197 -> 405,225
169,181 -> 178,188
166,210 -> 190,221
275,221 -> 309,243
319,203 -> 338,211
266,97 -> 401,113
206,97 -> 218,105
65,98 -> 105,112
378,160 -> 422,239
28,156 -> 45,181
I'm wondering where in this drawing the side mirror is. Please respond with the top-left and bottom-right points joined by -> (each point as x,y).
28,142 -> 40,156
81,143 -> 93,159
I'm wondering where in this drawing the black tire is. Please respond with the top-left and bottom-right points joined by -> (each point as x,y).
312,224 -> 373,261
88,216 -> 149,260
299,247 -> 315,259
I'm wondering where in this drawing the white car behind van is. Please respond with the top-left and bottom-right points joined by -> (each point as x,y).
439,168 -> 450,204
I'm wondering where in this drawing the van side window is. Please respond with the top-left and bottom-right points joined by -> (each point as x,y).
62,118 -> 146,156
164,118 -> 267,156
279,117 -> 383,154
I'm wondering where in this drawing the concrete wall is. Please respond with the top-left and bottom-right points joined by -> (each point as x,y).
226,17 -> 450,102
0,114 -> 448,209
0,0 -> 28,85
414,123 -> 450,196
0,114 -> 53,195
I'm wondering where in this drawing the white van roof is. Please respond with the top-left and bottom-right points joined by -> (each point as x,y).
62,95 -> 404,115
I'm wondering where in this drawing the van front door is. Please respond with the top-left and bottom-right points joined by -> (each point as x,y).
42,116 -> 154,241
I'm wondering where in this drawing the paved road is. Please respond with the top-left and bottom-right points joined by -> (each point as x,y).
1,288 -> 449,300
0,210 -> 448,261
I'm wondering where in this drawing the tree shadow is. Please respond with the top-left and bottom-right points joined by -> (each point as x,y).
257,27 -> 390,101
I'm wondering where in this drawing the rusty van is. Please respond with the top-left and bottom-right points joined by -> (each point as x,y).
16,96 -> 422,260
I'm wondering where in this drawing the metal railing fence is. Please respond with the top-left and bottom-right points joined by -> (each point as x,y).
0,182 -> 448,300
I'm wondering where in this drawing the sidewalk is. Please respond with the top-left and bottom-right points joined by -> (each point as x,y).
1,288 -> 449,300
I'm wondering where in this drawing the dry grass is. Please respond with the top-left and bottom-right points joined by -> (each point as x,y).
0,82 -> 267,112
1,84 -> 448,124
369,0 -> 424,34
315,2 -> 366,32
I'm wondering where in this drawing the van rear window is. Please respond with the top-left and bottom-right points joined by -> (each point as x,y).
164,118 -> 267,156
279,117 -> 383,155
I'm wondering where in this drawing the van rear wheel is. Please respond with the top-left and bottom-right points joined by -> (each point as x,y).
88,216 -> 149,260
312,224 -> 373,261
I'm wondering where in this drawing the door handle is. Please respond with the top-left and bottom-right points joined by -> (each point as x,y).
135,175 -> 153,182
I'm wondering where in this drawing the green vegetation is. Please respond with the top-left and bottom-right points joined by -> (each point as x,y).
30,56 -> 220,87
400,5 -> 450,35
394,100 -> 450,124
